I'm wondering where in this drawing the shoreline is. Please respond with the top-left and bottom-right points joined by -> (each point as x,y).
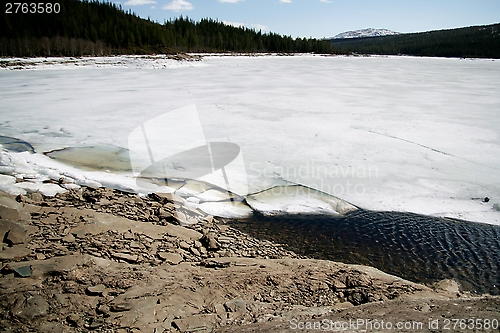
0,133 -> 498,226
229,209 -> 500,295
1,53 -> 498,71
1,187 -> 499,332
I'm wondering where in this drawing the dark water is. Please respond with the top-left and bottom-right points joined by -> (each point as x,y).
228,210 -> 500,295
0,135 -> 34,153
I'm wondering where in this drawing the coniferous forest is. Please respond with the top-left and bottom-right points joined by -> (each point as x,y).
330,24 -> 500,59
2,0 -> 498,58
1,0 -> 338,56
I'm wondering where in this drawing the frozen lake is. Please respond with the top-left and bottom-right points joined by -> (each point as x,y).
1,55 -> 499,224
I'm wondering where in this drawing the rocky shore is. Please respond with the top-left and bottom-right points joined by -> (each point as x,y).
0,54 -> 203,70
1,187 -> 499,332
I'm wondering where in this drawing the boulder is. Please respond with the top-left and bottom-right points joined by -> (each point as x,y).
11,294 -> 49,320
0,195 -> 30,222
434,279 -> 460,294
157,252 -> 183,265
172,314 -> 218,333
201,232 -> 218,251
0,220 -> 27,245
86,284 -> 107,296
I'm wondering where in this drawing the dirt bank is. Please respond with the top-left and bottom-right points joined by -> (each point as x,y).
0,187 -> 498,332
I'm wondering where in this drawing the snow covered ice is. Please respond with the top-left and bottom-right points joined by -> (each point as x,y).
1,54 -> 499,224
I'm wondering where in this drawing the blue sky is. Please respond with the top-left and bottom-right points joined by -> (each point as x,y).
117,0 -> 500,38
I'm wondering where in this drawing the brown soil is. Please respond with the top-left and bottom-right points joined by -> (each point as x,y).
0,187 -> 498,332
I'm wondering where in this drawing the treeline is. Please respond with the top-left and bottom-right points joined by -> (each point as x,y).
331,23 -> 500,59
0,0 -> 339,57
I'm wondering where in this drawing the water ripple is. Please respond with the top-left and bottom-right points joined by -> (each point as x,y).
229,210 -> 500,295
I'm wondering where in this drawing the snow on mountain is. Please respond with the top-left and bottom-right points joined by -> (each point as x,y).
333,28 -> 399,39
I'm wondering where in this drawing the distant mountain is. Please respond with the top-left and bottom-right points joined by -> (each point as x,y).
330,23 -> 500,58
333,28 -> 399,39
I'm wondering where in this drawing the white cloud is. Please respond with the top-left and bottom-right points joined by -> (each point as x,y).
218,0 -> 244,3
223,20 -> 245,28
279,0 -> 292,3
162,0 -> 193,11
251,24 -> 268,31
124,0 -> 156,5
319,0 -> 332,2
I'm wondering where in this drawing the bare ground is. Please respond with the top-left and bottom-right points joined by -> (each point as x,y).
0,187 -> 499,332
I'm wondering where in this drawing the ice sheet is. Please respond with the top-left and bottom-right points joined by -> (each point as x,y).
1,55 -> 499,224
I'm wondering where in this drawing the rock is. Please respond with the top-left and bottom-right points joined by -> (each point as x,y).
346,272 -> 372,288
129,241 -> 142,249
157,252 -> 183,265
87,318 -> 104,329
15,194 -> 25,203
213,303 -> 226,315
172,314 -> 217,333
224,299 -> 248,313
332,301 -> 355,311
164,224 -> 202,242
416,303 -> 432,312
11,294 -> 49,319
123,231 -> 135,240
348,291 -> 367,305
97,304 -> 110,315
434,279 -> 460,294
52,293 -> 68,306
0,220 -> 27,245
62,233 -> 75,243
201,259 -> 231,269
5,227 -> 26,245
0,196 -> 30,221
0,245 -> 32,260
87,284 -> 107,296
179,241 -> 190,250
110,302 -> 132,312
332,279 -> 347,289
201,232 -> 218,251
157,207 -> 172,219
82,188 -> 101,203
180,217 -> 198,227
71,230 -> 86,238
175,211 -> 188,225
189,246 -> 201,257
2,185 -> 488,333
111,252 -> 139,263
30,192 -> 44,203
66,313 -> 83,327
158,192 -> 184,204
98,198 -> 111,206
13,265 -> 32,278
217,236 -> 233,244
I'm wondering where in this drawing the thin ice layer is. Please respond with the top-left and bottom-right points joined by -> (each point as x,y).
247,185 -> 358,216
1,55 -> 499,224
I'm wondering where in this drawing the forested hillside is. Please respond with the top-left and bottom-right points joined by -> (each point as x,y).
1,0 -> 338,56
330,23 -> 500,58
